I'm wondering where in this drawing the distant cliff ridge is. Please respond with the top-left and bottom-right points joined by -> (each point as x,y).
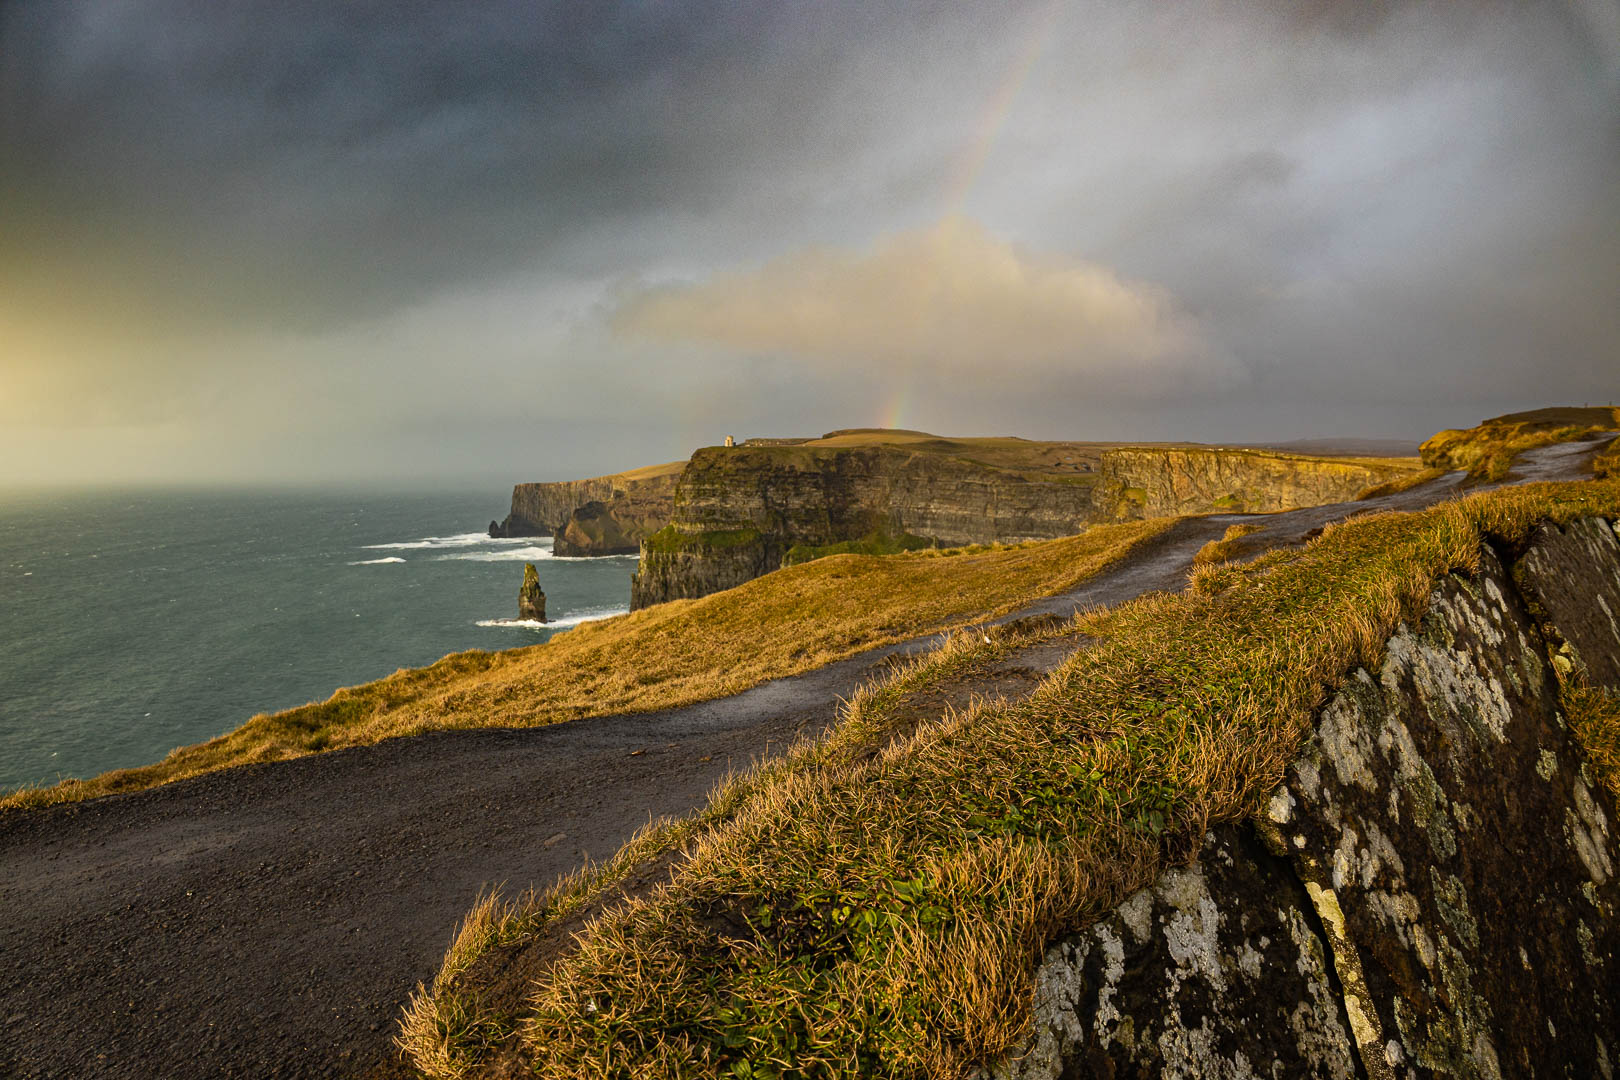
490,461 -> 683,551
629,435 -> 1110,609
629,432 -> 1425,610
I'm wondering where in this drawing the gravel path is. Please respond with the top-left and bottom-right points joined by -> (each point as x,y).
0,441 -> 1599,1079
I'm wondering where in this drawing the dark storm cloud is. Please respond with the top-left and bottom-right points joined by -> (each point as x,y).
2,0 -> 1616,486
0,0 -> 1010,332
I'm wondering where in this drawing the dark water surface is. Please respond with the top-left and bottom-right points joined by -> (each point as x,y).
0,488 -> 635,792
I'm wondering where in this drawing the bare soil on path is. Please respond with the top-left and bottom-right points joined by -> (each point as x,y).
0,441 -> 1598,1079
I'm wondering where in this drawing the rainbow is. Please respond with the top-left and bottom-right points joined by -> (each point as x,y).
940,0 -> 1065,216
873,1 -> 1064,431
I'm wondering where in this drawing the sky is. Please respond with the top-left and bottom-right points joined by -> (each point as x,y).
2,0 -> 1617,487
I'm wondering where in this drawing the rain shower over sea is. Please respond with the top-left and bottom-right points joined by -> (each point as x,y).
0,488 -> 635,793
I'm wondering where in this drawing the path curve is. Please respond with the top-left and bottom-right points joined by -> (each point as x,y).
0,441 -> 1599,1079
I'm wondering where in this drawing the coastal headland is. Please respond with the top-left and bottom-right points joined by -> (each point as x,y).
1,414 -> 1616,1079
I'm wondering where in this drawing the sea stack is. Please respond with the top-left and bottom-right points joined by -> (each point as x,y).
518,563 -> 547,622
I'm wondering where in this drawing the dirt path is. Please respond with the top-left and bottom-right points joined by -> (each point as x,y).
0,442 -> 1598,1079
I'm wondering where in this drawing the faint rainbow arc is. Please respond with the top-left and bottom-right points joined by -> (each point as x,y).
880,0 -> 1065,430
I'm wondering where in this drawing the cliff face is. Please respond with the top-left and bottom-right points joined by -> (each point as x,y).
630,444 -> 1098,609
985,517 -> 1620,1079
491,463 -> 682,549
630,440 -> 1425,610
1093,447 -> 1416,520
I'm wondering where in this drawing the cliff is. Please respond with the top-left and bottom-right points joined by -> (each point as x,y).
631,432 -> 1424,609
1091,446 -> 1418,520
630,435 -> 1101,609
490,460 -> 682,549
987,517 -> 1620,1078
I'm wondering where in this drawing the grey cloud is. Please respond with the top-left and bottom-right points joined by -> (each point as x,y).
1,0 -> 1616,487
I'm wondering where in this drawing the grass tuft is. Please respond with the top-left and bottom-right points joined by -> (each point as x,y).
1190,523 -> 1264,567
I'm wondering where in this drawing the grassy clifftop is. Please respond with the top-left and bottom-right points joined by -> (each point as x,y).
402,478 -> 1620,1079
1420,406 -> 1620,480
2,519 -> 1174,812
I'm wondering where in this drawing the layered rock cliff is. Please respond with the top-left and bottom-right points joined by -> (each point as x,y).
985,516 -> 1620,1078
629,442 -> 1098,609
490,462 -> 682,551
1092,447 -> 1417,520
630,436 -> 1425,609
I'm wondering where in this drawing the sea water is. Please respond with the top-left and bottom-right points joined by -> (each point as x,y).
0,488 -> 638,793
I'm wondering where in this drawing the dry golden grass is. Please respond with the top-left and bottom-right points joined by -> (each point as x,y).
1420,407 -> 1620,481
1355,467 -> 1448,500
2,519 -> 1173,812
1565,684 -> 1620,801
1594,438 -> 1620,481
403,480 -> 1620,1080
1190,523 -> 1264,566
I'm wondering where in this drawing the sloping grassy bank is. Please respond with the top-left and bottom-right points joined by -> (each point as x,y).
406,480 -> 1619,1080
2,519 -> 1174,812
1420,406 -> 1620,480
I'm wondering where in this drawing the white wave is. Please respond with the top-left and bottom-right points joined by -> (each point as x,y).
443,545 -> 555,562
438,546 -> 636,563
477,606 -> 629,630
364,532 -> 542,551
548,606 -> 630,627
349,556 -> 406,565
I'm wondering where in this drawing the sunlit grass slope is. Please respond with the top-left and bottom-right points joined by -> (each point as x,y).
405,480 -> 1619,1080
1421,406 -> 1620,480
1,519 -> 1174,811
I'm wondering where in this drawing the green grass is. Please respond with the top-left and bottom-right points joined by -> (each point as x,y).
783,531 -> 935,567
641,525 -> 765,555
404,479 -> 1620,1080
2,519 -> 1174,812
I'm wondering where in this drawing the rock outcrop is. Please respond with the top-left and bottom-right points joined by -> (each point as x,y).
985,517 -> 1620,1079
1091,447 -> 1416,521
489,462 -> 682,542
518,563 -> 546,623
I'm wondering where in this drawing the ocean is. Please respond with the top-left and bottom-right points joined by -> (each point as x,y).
0,488 -> 638,793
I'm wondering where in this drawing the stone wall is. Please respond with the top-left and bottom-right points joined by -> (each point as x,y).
986,517 -> 1620,1079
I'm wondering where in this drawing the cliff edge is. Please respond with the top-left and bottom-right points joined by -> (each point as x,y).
489,460 -> 683,553
989,516 -> 1620,1078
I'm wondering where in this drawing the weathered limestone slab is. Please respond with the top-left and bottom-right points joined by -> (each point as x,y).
985,826 -> 1359,1079
1514,517 -> 1620,688
986,520 -> 1620,1079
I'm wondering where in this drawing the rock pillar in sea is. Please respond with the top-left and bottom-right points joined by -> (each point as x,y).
519,563 -> 547,622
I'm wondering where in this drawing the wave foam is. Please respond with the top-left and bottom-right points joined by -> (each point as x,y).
364,532 -> 542,551
477,606 -> 628,630
349,556 -> 406,565
438,546 -> 636,563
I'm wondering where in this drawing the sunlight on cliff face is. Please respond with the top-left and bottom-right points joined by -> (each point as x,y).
612,216 -> 1234,385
